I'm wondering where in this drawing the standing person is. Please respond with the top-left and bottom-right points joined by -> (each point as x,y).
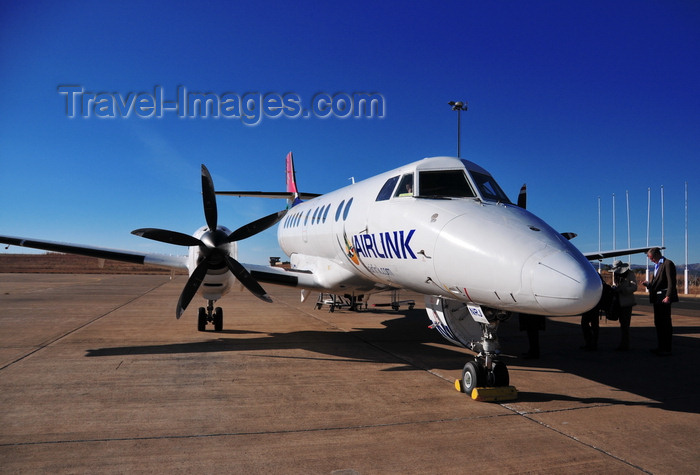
610,260 -> 637,350
519,313 -> 545,359
580,273 -> 612,351
642,247 -> 678,356
580,305 -> 600,351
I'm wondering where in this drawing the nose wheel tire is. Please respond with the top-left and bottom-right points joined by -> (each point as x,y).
488,361 -> 509,387
461,359 -> 509,396
214,307 -> 223,332
197,304 -> 224,332
461,360 -> 485,394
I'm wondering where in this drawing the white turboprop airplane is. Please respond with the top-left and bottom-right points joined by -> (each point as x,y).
0,153 -> 650,397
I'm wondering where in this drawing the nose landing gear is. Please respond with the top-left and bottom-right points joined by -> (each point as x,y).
426,296 -> 517,402
456,323 -> 517,401
198,300 -> 223,332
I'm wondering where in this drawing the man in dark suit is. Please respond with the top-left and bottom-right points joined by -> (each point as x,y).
642,247 -> 678,356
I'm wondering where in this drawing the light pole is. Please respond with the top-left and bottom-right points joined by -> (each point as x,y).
448,100 -> 467,157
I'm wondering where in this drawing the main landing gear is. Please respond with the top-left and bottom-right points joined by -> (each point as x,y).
315,293 -> 366,312
198,300 -> 223,332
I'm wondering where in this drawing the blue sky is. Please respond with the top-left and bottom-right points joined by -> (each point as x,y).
1,0 -> 698,266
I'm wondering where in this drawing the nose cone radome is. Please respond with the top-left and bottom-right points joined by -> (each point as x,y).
528,250 -> 601,315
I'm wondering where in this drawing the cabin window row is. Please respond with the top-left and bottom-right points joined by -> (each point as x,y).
282,198 -> 354,228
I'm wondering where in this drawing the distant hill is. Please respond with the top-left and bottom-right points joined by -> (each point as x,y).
683,263 -> 700,273
0,253 -> 186,275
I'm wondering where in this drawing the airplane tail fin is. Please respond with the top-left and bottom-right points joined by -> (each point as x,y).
214,152 -> 320,202
285,152 -> 303,208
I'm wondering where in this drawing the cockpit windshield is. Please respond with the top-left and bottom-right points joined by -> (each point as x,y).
417,170 -> 475,198
469,171 -> 511,203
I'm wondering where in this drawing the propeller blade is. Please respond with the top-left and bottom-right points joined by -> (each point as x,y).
176,260 -> 209,319
226,210 -> 288,243
132,228 -> 203,247
225,255 -> 273,303
201,164 -> 218,232
517,183 -> 527,209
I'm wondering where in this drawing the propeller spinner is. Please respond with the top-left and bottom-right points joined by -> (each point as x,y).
132,165 -> 286,319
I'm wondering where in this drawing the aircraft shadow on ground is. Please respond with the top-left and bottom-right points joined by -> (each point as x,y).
85,307 -> 699,414
85,310 -> 457,368
512,391 -> 660,409
502,312 -> 700,414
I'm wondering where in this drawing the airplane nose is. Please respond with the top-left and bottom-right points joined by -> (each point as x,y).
527,250 -> 601,315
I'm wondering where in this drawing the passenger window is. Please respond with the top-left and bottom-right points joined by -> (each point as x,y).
394,174 -> 414,197
376,176 -> 399,201
418,170 -> 475,198
343,197 -> 353,220
335,200 -> 345,222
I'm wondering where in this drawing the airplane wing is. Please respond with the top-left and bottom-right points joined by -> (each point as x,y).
0,233 -> 321,289
244,263 -> 396,294
583,246 -> 656,261
245,264 -> 317,288
0,235 -> 188,270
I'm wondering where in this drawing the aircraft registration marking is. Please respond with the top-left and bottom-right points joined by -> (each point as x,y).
467,304 -> 489,324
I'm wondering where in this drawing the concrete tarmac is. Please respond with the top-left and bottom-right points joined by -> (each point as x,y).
1,273 -> 698,474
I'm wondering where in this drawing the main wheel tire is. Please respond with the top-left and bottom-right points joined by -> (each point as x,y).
214,307 -> 223,332
197,307 -> 207,332
461,361 -> 482,395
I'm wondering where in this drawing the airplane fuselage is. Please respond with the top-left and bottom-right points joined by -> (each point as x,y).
278,157 -> 601,317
